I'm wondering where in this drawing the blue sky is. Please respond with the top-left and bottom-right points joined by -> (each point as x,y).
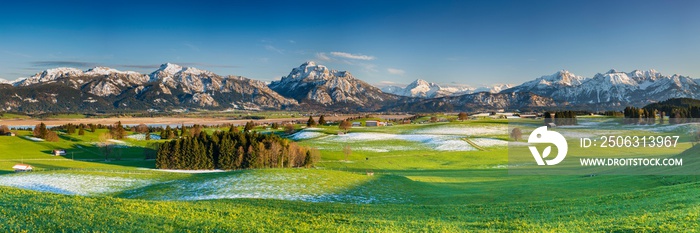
1,0 -> 699,87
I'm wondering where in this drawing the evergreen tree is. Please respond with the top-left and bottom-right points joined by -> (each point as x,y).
244,121 -> 255,132
181,124 -> 189,138
318,115 -> 326,125
307,116 -> 316,127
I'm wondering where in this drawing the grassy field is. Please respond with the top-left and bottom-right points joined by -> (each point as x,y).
0,118 -> 698,231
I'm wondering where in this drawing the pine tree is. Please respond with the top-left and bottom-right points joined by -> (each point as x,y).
318,115 -> 326,125
245,145 -> 256,169
181,124 -> 189,138
244,121 -> 255,132
307,116 -> 316,127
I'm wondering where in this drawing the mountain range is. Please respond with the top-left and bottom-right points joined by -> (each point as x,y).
381,79 -> 513,98
0,62 -> 697,113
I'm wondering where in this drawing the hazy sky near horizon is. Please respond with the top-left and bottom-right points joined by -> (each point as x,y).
1,0 -> 699,87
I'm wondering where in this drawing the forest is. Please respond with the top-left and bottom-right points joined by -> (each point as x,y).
156,129 -> 319,170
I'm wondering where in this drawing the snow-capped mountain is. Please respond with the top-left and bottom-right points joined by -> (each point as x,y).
386,91 -> 556,112
504,70 -> 585,96
269,61 -> 397,110
473,84 -> 514,93
503,69 -> 700,107
381,79 -> 442,98
1,63 -> 297,112
381,79 -> 513,98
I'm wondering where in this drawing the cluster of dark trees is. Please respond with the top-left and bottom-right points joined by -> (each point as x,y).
544,111 -> 577,126
156,130 -> 319,170
623,106 -> 659,119
603,111 -> 624,117
305,115 -> 328,127
622,98 -> 700,124
157,124 -> 211,140
32,123 -> 59,142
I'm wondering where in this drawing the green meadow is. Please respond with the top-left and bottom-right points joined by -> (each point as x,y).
0,118 -> 698,232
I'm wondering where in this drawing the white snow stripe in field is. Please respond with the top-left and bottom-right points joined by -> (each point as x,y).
0,173 -> 152,195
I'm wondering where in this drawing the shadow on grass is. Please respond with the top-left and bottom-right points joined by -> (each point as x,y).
53,143 -> 158,169
58,134 -> 84,143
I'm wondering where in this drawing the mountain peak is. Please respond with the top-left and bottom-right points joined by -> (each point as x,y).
150,63 -> 186,81
301,61 -> 317,67
159,63 -> 183,72
85,67 -> 126,76
411,79 -> 431,86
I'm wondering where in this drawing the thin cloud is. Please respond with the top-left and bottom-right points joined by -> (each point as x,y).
330,52 -> 376,60
4,51 -> 32,58
183,43 -> 200,52
387,68 -> 406,75
316,52 -> 332,61
119,63 -> 240,70
179,62 -> 239,68
31,61 -> 99,67
375,80 -> 405,87
265,45 -> 284,54
120,64 -> 161,69
360,63 -> 378,73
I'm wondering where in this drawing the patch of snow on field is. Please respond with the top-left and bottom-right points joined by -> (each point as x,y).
290,131 -> 327,140
470,138 -> 508,147
0,173 -> 151,195
413,125 -> 506,136
126,133 -> 161,140
156,172 -> 398,204
327,133 -> 476,151
153,169 -> 225,173
24,136 -> 44,142
108,139 -> 127,144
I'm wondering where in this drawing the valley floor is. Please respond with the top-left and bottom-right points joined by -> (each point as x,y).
0,117 -> 698,232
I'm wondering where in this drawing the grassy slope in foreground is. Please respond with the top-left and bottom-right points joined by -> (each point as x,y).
0,181 -> 698,232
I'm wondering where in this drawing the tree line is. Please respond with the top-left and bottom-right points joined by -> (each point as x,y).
156,130 -> 319,170
544,111 -> 577,126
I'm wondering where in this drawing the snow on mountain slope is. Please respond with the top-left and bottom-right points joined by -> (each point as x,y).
269,61 -> 396,108
14,67 -> 85,86
505,69 -> 700,106
381,79 -> 513,98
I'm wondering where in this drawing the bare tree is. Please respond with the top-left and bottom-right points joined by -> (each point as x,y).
98,133 -> 113,161
0,125 -> 10,135
339,120 -> 352,133
510,128 -> 522,141
284,123 -> 295,134
343,144 -> 352,161
135,123 -> 149,134
458,112 -> 468,121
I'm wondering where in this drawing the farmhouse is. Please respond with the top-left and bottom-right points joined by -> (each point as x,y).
12,164 -> 33,172
352,122 -> 362,127
365,121 -> 386,127
53,149 -> 66,156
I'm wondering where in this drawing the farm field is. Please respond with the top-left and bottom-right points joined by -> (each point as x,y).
0,118 -> 698,231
